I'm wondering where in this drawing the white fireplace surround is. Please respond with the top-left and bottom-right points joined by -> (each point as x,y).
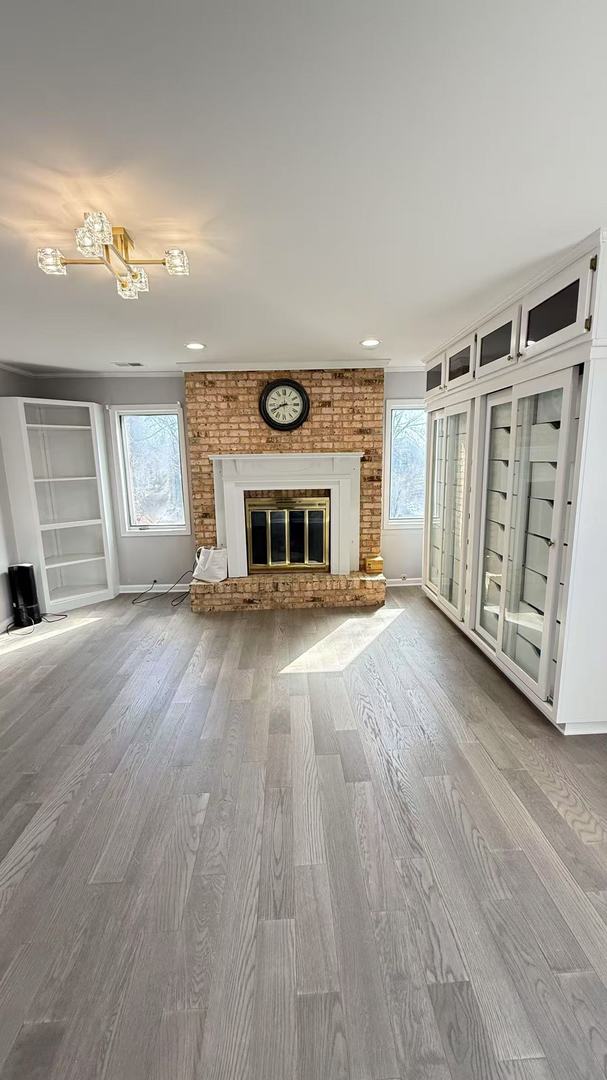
210,452 -> 363,578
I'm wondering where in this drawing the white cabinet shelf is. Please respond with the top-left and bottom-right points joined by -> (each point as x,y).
45,553 -> 105,568
39,518 -> 103,531
34,475 -> 97,483
0,398 -> 118,614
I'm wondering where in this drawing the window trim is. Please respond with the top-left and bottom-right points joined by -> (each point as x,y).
383,398 -> 426,531
109,404 -> 191,538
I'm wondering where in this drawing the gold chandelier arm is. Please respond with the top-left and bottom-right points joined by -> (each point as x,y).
123,258 -> 167,266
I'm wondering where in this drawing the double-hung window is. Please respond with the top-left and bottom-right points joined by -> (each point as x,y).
383,399 -> 427,528
110,405 -> 190,536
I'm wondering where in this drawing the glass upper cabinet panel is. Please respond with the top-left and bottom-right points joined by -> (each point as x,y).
439,409 -> 468,612
520,253 -> 594,360
477,397 -> 512,644
426,356 -> 444,396
525,281 -> 579,348
428,415 -> 445,590
501,386 -> 563,687
446,335 -> 474,387
479,321 -> 512,368
476,305 -> 519,377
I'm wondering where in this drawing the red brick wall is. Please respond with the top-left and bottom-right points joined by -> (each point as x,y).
184,368 -> 384,569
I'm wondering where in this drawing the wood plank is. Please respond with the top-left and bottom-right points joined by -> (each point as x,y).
429,980 -> 508,1080
199,762 -> 265,1080
251,919 -> 297,1080
296,992 -> 350,1080
398,856 -> 469,984
481,896 -> 604,1080
291,696 -> 325,866
348,780 -> 404,911
146,794 -> 209,931
336,731 -> 370,783
259,787 -> 294,920
294,864 -> 339,995
556,971 -> 607,1079
373,908 -> 451,1080
317,754 -> 399,1080
0,1021 -> 64,1080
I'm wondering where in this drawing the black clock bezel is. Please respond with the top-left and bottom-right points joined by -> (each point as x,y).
259,378 -> 310,431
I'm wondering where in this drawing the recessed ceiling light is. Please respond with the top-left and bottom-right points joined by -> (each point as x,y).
185,342 -> 206,350
360,337 -> 381,349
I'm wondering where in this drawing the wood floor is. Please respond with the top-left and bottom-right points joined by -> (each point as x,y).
1,588 -> 607,1079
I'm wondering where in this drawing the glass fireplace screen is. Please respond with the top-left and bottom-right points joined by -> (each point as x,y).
245,496 -> 330,572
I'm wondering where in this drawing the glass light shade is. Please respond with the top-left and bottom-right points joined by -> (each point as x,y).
130,266 -> 149,293
75,226 -> 103,258
164,247 -> 189,275
37,248 -> 66,275
83,210 -> 113,245
117,273 -> 139,300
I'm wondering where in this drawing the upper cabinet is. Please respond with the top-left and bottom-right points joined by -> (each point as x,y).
476,304 -> 520,379
425,353 -> 445,399
519,253 -> 596,362
445,334 -> 475,389
423,236 -> 600,397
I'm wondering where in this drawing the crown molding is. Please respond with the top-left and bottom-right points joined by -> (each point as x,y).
178,357 -> 389,373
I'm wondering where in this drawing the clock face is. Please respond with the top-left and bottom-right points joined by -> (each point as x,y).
259,379 -> 310,431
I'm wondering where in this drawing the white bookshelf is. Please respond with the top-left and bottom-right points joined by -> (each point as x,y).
0,397 -> 119,613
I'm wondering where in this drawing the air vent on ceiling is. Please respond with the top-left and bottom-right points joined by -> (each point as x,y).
113,362 -> 144,367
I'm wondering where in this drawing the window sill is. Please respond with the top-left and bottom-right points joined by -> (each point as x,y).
120,528 -> 192,539
382,519 -> 424,532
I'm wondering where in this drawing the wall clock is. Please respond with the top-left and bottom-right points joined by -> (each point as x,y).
259,378 -> 310,431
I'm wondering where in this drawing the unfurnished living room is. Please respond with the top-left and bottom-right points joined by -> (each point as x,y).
2,3 -> 607,1078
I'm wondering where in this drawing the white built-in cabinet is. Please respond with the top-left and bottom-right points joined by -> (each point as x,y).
0,397 -> 119,613
423,229 -> 607,734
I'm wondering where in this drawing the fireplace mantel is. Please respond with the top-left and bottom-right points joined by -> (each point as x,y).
210,452 -> 363,577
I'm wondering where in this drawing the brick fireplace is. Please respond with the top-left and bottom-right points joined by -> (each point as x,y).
184,368 -> 385,611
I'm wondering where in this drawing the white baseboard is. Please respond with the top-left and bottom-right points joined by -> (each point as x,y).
385,577 -> 422,587
119,583 -> 191,594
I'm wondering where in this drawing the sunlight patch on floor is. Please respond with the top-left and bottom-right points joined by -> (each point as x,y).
281,608 -> 402,673
0,616 -> 102,656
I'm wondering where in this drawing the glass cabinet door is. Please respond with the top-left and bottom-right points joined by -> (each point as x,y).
427,412 -> 445,591
498,374 -> 572,696
477,392 -> 512,644
439,406 -> 469,614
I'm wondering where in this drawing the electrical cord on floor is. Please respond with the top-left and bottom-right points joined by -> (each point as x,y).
5,610 -> 69,636
131,569 -> 193,607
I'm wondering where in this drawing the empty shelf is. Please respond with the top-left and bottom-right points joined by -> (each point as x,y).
26,423 -> 92,431
34,476 -> 97,483
45,553 -> 105,569
40,519 -> 103,531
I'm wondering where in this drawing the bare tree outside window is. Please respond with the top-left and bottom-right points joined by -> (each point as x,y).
388,407 -> 426,520
120,413 -> 186,527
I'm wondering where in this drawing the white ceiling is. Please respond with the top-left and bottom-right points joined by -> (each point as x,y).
2,0 -> 607,373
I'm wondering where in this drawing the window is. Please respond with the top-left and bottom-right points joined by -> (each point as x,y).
384,400 -> 427,527
110,406 -> 190,536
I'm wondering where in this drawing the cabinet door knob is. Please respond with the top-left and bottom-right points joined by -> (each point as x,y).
507,354 -> 515,362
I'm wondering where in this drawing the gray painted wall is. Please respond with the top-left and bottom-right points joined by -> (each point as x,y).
0,368 -> 39,624
33,375 -> 196,588
0,366 -> 426,606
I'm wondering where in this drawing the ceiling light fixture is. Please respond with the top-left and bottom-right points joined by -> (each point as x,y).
360,337 -> 381,349
37,211 -> 189,300
185,342 -> 206,350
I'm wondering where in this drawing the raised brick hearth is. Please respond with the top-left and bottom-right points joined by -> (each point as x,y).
185,368 -> 385,611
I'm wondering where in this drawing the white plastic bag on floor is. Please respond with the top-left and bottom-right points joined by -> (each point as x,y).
193,546 -> 228,582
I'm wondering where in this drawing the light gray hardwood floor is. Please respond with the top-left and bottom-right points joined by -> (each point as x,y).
1,587 -> 607,1079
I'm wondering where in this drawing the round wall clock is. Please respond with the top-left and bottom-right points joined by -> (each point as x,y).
259,378 -> 310,431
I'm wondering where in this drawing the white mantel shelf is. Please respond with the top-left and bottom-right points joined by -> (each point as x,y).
211,451 -> 363,578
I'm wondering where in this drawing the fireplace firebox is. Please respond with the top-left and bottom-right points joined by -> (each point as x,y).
245,495 -> 330,573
